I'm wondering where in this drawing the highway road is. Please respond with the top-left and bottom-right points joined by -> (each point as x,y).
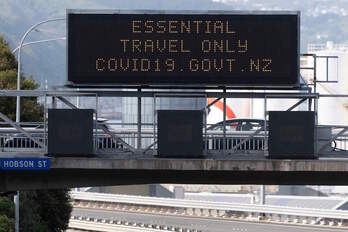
72,208 -> 347,232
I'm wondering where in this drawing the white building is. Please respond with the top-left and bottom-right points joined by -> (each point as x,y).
302,42 -> 348,125
304,42 -> 348,195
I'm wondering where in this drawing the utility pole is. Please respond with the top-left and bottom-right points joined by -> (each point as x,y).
14,17 -> 66,232
14,193 -> 19,232
260,185 -> 265,205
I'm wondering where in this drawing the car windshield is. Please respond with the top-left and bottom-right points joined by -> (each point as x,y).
211,122 -> 238,131
209,120 -> 264,131
238,121 -> 263,131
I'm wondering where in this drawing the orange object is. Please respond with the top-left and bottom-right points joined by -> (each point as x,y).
207,98 -> 236,119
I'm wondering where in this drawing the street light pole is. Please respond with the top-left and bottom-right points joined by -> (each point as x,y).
13,194 -> 19,232
14,17 -> 66,232
12,37 -> 66,54
16,17 -> 65,123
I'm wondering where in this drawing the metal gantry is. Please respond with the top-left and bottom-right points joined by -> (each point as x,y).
0,88 -> 344,157
0,54 -> 347,157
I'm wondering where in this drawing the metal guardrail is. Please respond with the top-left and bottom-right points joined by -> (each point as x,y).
71,192 -> 348,221
0,85 -> 346,156
317,125 -> 348,153
1,124 -> 347,155
0,125 -> 267,153
69,218 -> 170,232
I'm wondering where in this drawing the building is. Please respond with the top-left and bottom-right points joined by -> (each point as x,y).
302,41 -> 348,125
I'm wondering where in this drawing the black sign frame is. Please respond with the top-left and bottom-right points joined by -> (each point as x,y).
67,9 -> 300,89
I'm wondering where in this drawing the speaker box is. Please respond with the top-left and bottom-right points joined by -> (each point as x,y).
268,111 -> 316,159
158,110 -> 203,158
48,109 -> 94,155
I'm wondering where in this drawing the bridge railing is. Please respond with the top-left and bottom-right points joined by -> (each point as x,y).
0,128 -> 46,152
0,126 -> 268,153
0,89 -> 347,156
317,125 -> 348,153
95,122 -> 348,154
1,123 -> 348,155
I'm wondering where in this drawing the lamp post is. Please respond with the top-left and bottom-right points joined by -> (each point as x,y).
14,17 -> 66,232
16,17 -> 65,123
12,37 -> 66,54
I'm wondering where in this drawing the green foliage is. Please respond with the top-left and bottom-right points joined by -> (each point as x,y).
35,189 -> 72,231
18,190 -> 72,232
0,35 -> 17,71
0,34 -> 43,122
0,35 -> 72,231
0,190 -> 72,232
0,215 -> 14,232
19,191 -> 48,232
0,195 -> 14,232
0,196 -> 14,218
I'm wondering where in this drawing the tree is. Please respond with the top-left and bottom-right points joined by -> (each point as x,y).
0,35 -> 43,122
35,189 -> 72,231
0,196 -> 14,232
18,189 -> 72,231
18,191 -> 48,232
0,215 -> 14,232
0,34 -> 72,231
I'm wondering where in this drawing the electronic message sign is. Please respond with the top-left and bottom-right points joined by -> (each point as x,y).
67,10 -> 299,87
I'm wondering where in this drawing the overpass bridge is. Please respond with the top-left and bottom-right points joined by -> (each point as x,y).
2,152 -> 348,191
67,192 -> 348,231
1,87 -> 348,191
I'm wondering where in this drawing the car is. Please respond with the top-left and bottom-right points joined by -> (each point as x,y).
206,119 -> 267,151
207,118 -> 267,132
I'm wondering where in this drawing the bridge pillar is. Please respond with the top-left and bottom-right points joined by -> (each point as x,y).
184,208 -> 189,216
294,216 -> 300,223
210,209 -> 218,217
200,209 -> 205,216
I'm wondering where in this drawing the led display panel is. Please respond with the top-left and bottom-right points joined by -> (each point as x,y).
158,110 -> 203,157
67,10 -> 299,87
268,111 -> 316,159
48,109 -> 94,156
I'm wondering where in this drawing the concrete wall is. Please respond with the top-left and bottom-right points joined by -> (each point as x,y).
87,184 -> 174,198
88,185 -> 151,196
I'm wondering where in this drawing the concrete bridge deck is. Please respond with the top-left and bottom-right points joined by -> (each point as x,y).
1,152 -> 348,191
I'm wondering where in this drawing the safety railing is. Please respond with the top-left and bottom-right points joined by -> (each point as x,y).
0,88 -> 347,157
335,136 -> 348,151
0,127 -> 267,154
205,132 -> 266,151
69,218 -> 172,232
317,125 -> 348,153
71,192 -> 348,222
2,124 -> 348,155
0,128 -> 46,152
